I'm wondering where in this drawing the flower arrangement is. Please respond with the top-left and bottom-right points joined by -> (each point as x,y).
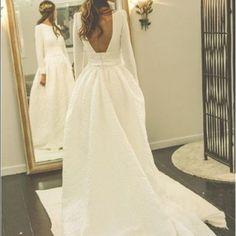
135,0 -> 153,30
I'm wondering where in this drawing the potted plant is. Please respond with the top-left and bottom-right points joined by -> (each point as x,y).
135,0 -> 153,30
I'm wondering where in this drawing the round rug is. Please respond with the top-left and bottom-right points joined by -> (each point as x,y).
171,141 -> 235,183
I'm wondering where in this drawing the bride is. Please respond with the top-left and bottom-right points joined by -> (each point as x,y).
29,1 -> 74,151
62,0 -> 227,235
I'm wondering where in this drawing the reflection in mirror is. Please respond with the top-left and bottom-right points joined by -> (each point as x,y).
12,0 -> 119,164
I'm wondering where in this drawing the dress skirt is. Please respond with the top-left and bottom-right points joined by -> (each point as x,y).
62,62 -> 227,236
29,53 -> 74,151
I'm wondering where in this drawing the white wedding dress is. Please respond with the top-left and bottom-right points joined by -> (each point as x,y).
29,24 -> 75,151
62,10 -> 227,236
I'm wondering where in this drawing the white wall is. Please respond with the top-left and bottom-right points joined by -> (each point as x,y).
130,0 -> 203,149
1,0 -> 203,176
1,13 -> 26,176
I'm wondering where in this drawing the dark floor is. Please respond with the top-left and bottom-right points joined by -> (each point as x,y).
2,145 -> 235,236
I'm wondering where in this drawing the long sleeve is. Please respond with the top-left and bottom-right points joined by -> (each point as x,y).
35,26 -> 46,74
60,26 -> 71,62
73,12 -> 87,79
62,39 -> 72,63
120,10 -> 139,83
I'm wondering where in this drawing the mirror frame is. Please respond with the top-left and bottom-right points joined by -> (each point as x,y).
6,0 -> 130,174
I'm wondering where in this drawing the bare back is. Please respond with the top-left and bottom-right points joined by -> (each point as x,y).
87,13 -> 113,53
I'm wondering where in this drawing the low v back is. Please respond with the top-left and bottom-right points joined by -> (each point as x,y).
73,9 -> 139,82
83,10 -> 119,54
87,12 -> 114,53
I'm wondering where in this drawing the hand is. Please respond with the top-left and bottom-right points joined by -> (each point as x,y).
40,74 -> 46,86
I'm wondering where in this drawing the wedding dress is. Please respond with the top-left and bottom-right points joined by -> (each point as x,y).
29,24 -> 75,151
62,9 -> 227,236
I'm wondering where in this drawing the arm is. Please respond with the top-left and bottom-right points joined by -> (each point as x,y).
62,40 -> 71,63
60,26 -> 71,62
73,12 -> 87,79
35,26 -> 46,74
120,10 -> 139,84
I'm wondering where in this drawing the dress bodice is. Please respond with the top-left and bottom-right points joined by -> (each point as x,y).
73,10 -> 139,82
34,24 -> 69,74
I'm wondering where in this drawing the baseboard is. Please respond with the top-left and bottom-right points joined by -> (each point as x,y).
1,134 -> 203,176
1,164 -> 27,176
149,133 -> 203,150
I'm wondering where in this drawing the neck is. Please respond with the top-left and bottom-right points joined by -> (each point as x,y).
43,19 -> 53,26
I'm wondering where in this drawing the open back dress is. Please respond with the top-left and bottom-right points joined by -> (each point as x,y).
62,9 -> 227,236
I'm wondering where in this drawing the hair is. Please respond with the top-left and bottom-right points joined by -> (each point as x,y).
79,0 -> 112,40
37,1 -> 61,37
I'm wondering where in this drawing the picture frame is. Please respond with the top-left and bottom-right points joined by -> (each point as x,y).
57,3 -> 81,48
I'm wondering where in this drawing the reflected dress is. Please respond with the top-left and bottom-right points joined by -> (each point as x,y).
29,24 -> 75,151
62,10 -> 227,236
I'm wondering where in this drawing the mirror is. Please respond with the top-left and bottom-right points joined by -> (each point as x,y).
6,0 -> 129,174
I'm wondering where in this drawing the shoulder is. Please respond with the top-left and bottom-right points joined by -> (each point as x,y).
73,11 -> 81,21
73,11 -> 82,28
117,9 -> 128,26
113,9 -> 127,18
116,9 -> 128,23
120,9 -> 128,18
111,9 -> 127,26
35,24 -> 42,29
35,24 -> 44,33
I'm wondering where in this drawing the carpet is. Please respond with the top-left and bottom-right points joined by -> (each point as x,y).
172,141 -> 235,183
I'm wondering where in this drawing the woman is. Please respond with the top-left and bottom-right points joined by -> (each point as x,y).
62,0 -> 227,235
29,1 -> 75,152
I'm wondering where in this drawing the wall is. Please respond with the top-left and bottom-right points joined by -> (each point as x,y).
130,0 -> 203,149
1,12 -> 26,176
1,0 -> 203,176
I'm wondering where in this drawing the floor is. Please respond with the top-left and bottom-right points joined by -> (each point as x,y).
2,145 -> 235,236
